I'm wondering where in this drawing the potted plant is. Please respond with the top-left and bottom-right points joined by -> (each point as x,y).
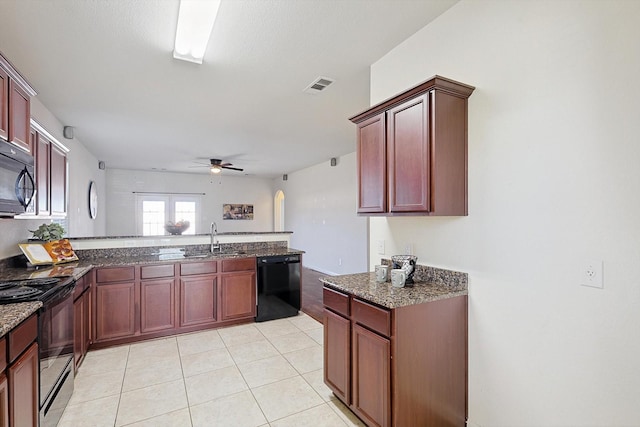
30,223 -> 66,242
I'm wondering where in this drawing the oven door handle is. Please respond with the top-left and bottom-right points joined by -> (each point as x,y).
15,167 -> 36,209
40,282 -> 76,309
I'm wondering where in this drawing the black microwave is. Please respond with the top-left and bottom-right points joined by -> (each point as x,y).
0,141 -> 35,217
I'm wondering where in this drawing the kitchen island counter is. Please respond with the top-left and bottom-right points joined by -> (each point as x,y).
321,268 -> 467,309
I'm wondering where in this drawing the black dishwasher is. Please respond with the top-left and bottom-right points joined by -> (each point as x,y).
256,255 -> 301,322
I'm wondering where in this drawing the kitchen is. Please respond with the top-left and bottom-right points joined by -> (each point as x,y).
0,1 -> 639,426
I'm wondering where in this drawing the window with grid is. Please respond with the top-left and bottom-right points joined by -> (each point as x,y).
135,194 -> 201,236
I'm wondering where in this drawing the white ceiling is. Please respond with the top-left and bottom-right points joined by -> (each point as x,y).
0,0 -> 457,178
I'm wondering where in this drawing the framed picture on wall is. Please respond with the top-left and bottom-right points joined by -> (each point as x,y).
223,204 -> 254,220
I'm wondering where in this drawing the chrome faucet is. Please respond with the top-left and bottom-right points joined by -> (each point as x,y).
210,222 -> 220,253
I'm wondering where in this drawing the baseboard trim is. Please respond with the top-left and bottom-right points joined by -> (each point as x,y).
302,264 -> 338,276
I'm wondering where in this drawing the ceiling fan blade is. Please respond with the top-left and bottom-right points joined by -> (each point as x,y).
222,166 -> 244,172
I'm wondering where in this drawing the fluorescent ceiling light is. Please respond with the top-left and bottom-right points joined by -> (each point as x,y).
173,0 -> 221,64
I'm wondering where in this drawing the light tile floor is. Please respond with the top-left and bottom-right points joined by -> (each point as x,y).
59,313 -> 365,427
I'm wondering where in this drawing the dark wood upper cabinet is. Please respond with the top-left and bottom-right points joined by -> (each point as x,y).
50,143 -> 67,217
387,94 -> 430,213
0,67 -> 8,141
0,51 -> 36,153
356,113 -> 386,213
8,80 -> 30,153
35,131 -> 51,216
350,75 -> 474,216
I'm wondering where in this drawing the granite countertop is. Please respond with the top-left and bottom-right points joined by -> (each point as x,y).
321,272 -> 468,309
68,231 -> 293,240
0,302 -> 42,338
76,247 -> 304,268
0,264 -> 93,282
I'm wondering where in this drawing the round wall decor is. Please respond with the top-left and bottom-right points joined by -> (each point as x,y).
88,181 -> 98,219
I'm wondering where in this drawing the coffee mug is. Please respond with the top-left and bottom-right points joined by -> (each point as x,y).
391,269 -> 406,287
374,265 -> 388,283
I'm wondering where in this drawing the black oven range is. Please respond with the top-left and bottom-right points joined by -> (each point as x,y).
0,276 -> 76,427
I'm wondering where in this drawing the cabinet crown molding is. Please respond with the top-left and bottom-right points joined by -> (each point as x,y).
349,75 -> 474,124
0,51 -> 37,97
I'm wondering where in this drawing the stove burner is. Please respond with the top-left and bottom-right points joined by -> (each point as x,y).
0,286 -> 42,301
0,278 -> 60,288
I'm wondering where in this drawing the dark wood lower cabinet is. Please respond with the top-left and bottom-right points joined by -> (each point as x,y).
140,279 -> 176,333
179,276 -> 217,327
324,286 -> 467,427
91,258 -> 258,347
95,281 -> 136,342
0,374 -> 8,427
352,324 -> 390,427
8,342 -> 38,427
323,309 -> 350,403
219,272 -> 256,321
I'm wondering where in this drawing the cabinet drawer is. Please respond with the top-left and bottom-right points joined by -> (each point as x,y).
8,315 -> 37,363
141,264 -> 175,279
352,298 -> 390,337
73,275 -> 85,300
323,287 -> 349,317
96,267 -> 135,283
0,337 -> 6,372
221,258 -> 255,273
180,261 -> 217,276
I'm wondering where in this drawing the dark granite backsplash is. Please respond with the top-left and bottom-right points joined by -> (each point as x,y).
381,258 -> 468,288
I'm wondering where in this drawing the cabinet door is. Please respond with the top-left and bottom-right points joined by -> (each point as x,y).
83,287 -> 91,354
95,282 -> 136,341
0,67 -> 8,141
387,94 -> 430,212
179,276 -> 217,327
50,143 -> 67,216
35,132 -> 51,216
220,272 -> 256,321
0,373 -> 8,427
357,113 -> 386,213
8,79 -> 30,153
352,324 -> 390,427
323,309 -> 351,404
8,342 -> 38,427
140,279 -> 176,334
73,294 -> 84,369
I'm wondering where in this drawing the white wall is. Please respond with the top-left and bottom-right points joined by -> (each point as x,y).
0,97 -> 105,259
369,1 -> 640,425
275,152 -> 368,275
105,168 -> 274,236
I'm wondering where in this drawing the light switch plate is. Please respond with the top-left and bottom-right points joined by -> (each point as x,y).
377,240 -> 385,255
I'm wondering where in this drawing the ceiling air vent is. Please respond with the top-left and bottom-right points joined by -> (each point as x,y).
304,76 -> 335,94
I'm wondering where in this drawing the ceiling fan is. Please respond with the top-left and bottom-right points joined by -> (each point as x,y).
191,158 -> 244,174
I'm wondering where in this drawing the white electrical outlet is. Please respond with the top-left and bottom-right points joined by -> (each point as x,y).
404,243 -> 413,255
581,260 -> 604,289
338,258 -> 342,266
377,240 -> 385,255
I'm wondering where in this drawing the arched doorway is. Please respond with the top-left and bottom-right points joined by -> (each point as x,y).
274,190 -> 285,231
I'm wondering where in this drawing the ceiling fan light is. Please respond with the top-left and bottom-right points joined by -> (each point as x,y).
211,165 -> 222,174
